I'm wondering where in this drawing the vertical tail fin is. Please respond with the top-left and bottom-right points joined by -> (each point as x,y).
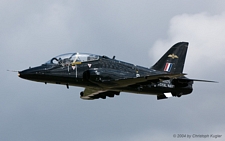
151,42 -> 188,73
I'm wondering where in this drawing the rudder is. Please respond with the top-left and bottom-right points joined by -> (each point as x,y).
151,42 -> 188,73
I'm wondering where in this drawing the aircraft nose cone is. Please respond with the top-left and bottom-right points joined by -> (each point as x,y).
18,70 -> 31,79
18,65 -> 47,80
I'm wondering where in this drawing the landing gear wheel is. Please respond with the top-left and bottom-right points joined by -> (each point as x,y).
177,93 -> 183,98
172,92 -> 182,98
80,91 -> 84,96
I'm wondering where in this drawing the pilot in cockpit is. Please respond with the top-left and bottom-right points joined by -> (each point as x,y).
58,58 -> 62,64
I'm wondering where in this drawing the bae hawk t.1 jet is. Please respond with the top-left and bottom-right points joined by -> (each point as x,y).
18,42 -> 216,100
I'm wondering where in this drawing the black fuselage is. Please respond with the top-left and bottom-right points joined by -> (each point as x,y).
19,56 -> 193,98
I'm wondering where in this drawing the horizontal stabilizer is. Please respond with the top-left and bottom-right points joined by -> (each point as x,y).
178,78 -> 218,83
190,79 -> 218,83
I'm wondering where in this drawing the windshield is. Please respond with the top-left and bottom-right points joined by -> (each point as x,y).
45,53 -> 99,66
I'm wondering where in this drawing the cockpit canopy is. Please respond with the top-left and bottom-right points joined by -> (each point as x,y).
46,53 -> 100,66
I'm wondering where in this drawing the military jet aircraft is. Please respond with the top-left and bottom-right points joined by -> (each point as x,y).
18,42 -> 216,100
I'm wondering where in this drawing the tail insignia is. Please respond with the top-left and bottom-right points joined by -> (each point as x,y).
168,54 -> 178,59
164,63 -> 173,72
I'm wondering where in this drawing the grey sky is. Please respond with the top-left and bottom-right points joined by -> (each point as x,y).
1,1 -> 224,141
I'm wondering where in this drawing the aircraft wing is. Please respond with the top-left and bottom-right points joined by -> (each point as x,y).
81,73 -> 185,100
80,87 -> 120,100
91,73 -> 186,88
